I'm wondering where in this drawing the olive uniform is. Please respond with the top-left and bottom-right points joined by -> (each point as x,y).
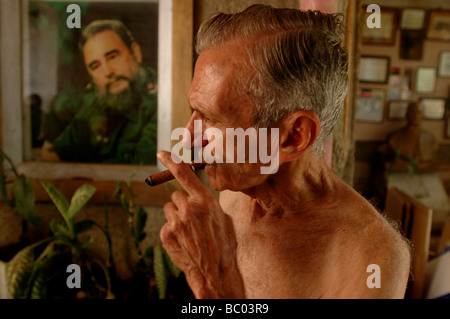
49,68 -> 157,164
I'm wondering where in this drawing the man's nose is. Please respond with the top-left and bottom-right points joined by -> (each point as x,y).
182,116 -> 208,150
104,61 -> 115,78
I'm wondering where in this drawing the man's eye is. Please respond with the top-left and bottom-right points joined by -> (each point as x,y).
90,63 -> 100,70
107,52 -> 118,60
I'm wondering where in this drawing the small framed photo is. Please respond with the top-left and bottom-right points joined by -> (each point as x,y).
388,100 -> 410,120
420,98 -> 446,120
438,51 -> 450,77
362,7 -> 397,45
399,30 -> 424,60
355,88 -> 386,123
359,56 -> 390,84
401,8 -> 426,30
426,10 -> 450,41
415,67 -> 437,94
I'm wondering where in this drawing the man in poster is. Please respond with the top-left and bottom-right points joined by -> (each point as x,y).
41,19 -> 157,164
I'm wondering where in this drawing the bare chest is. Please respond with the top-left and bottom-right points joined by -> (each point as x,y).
234,223 -> 333,298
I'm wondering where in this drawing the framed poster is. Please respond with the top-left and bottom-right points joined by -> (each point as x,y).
359,56 -> 390,84
420,98 -> 446,120
415,67 -> 437,94
355,89 -> 386,123
0,0 -> 193,205
362,7 -> 397,45
400,8 -> 426,30
24,1 -> 161,165
388,100 -> 410,120
427,10 -> 450,41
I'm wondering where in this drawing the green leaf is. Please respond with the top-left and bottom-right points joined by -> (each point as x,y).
119,193 -> 130,215
135,207 -> 147,243
74,220 -> 95,235
81,235 -> 94,249
163,250 -> 181,278
41,181 -> 69,218
67,184 -> 96,220
50,219 -> 71,238
30,270 -> 47,299
6,245 -> 36,299
112,181 -> 122,199
11,175 -> 40,226
153,244 -> 168,299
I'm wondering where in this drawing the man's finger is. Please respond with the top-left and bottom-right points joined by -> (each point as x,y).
157,151 -> 206,196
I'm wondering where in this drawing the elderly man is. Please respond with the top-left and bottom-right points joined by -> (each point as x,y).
158,5 -> 411,299
41,20 -> 157,164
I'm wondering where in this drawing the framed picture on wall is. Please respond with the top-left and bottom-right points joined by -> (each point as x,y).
355,88 -> 386,123
23,1 -> 161,165
415,67 -> 437,94
399,30 -> 424,60
400,8 -> 426,30
388,100 -> 410,120
438,51 -> 450,77
0,0 -> 193,206
362,7 -> 397,45
426,10 -> 450,41
420,98 -> 446,120
359,56 -> 390,84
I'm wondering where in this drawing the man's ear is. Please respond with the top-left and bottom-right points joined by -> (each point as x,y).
278,110 -> 320,162
131,42 -> 143,63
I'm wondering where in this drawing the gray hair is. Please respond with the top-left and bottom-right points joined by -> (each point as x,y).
195,4 -> 348,154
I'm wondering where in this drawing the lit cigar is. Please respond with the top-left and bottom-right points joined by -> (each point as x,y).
145,163 -> 206,187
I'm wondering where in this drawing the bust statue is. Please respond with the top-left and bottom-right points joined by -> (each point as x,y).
385,102 -> 438,172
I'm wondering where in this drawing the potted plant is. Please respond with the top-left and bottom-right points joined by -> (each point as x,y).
1,150 -> 190,299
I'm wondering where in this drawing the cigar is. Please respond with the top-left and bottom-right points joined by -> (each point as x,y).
145,163 -> 206,187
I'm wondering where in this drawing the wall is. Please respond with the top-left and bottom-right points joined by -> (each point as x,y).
355,0 -> 450,200
356,4 -> 450,144
194,0 -> 300,32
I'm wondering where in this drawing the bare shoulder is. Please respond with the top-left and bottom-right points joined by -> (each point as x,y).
330,188 -> 411,298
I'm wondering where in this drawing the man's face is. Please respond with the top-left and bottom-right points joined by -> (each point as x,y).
83,30 -> 141,95
186,41 -> 274,191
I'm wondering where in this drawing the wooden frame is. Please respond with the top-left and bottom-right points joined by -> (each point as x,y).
388,100 -> 410,120
438,51 -> 450,77
359,56 -> 390,84
415,67 -> 437,94
362,7 -> 397,45
426,10 -> 450,41
0,0 -> 194,205
355,88 -> 386,123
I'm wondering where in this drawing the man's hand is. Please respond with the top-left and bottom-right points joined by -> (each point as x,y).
157,151 -> 245,299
